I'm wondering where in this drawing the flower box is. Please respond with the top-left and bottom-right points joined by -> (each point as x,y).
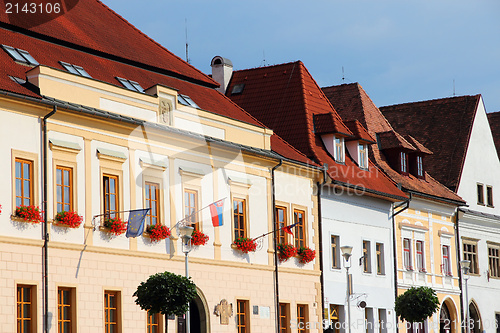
146,224 -> 171,242
15,205 -> 43,223
54,211 -> 83,228
297,246 -> 316,264
233,237 -> 257,253
103,217 -> 127,236
191,230 -> 209,246
277,243 -> 297,262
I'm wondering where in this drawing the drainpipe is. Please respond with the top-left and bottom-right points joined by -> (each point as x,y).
42,106 -> 56,333
271,159 -> 283,333
455,208 -> 465,333
391,193 -> 411,333
317,164 -> 328,327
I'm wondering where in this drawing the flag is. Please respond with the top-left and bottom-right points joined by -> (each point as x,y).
209,199 -> 224,227
283,222 -> 299,235
125,208 -> 149,238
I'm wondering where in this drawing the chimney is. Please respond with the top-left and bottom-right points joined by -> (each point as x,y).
211,56 -> 233,94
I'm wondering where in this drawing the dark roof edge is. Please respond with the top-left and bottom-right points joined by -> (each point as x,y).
330,179 -> 408,202
459,208 -> 500,221
0,88 -> 322,169
0,23 -> 218,89
405,189 -> 466,207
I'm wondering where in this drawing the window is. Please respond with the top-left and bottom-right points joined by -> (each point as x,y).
15,158 -> 33,207
103,175 -> 119,219
116,77 -> 144,93
329,305 -> 340,333
359,143 -> 368,169
294,209 -> 306,248
147,311 -> 160,333
334,136 -> 345,163
378,309 -> 387,333
496,313 -> 500,333
400,152 -> 407,173
403,238 -> 412,270
184,189 -> 199,230
463,241 -> 479,274
104,291 -> 120,333
365,307 -> 374,333
489,244 -> 500,278
363,240 -> 371,273
279,303 -> 290,333
297,304 -> 308,333
59,61 -> 92,78
376,243 -> 385,275
145,182 -> 160,227
442,245 -> 451,276
233,198 -> 246,239
416,241 -> 425,272
17,285 -> 35,333
331,235 -> 340,269
231,83 -> 245,95
276,206 -> 287,244
236,300 -> 249,333
477,183 -> 484,205
416,156 -> 424,177
58,287 -> 75,333
56,166 -> 73,213
177,94 -> 199,109
487,186 -> 494,207
3,45 -> 39,65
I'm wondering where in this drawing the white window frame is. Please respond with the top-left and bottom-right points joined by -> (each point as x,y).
359,143 -> 368,169
334,136 -> 345,163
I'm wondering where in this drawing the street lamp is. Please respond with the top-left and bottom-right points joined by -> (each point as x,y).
341,245 -> 353,333
460,260 -> 471,333
179,225 -> 194,333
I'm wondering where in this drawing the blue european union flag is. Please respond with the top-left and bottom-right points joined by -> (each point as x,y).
125,209 -> 149,238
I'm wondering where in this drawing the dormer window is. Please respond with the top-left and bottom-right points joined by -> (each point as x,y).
60,61 -> 92,78
116,77 -> 144,93
400,151 -> 408,174
334,136 -> 345,163
359,143 -> 368,169
177,94 -> 199,109
416,156 -> 423,177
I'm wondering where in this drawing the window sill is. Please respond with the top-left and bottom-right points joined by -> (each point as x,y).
52,221 -> 79,228
10,215 -> 40,223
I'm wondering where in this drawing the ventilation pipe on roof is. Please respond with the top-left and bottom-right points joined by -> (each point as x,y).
210,56 -> 233,94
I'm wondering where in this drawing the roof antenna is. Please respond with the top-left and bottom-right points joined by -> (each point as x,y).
262,50 -> 267,67
453,79 -> 455,96
185,18 -> 190,64
342,66 -> 345,82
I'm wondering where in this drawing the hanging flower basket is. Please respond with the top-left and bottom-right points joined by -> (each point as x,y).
191,230 -> 209,246
297,246 -> 316,264
277,243 -> 297,262
146,224 -> 171,242
233,237 -> 257,253
16,205 -> 43,223
103,217 -> 127,236
54,211 -> 83,228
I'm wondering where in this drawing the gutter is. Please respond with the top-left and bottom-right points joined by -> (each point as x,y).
455,208 -> 465,333
317,163 -> 328,326
330,179 -> 407,202
271,159 -> 283,333
42,106 -> 56,333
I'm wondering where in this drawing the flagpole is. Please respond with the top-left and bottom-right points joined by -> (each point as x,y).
172,197 -> 227,231
91,209 -> 148,230
252,223 -> 299,242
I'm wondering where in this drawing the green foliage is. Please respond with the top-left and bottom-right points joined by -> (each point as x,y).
133,271 -> 197,316
395,286 -> 440,323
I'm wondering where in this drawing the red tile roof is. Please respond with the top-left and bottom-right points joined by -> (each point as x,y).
313,113 -> 353,136
343,120 -> 376,144
487,111 -> 500,158
405,135 -> 433,155
380,95 -> 480,192
0,0 -> 216,87
322,83 -> 463,203
227,62 -> 406,200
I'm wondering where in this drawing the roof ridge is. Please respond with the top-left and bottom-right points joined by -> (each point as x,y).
94,0 -> 218,87
382,94 -> 481,109
356,83 -> 396,132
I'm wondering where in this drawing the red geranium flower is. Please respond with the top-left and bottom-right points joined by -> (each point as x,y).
191,230 -> 209,246
104,217 -> 127,236
297,246 -> 316,264
16,205 -> 43,223
233,237 -> 257,253
146,224 -> 171,242
54,211 -> 83,228
277,243 -> 297,262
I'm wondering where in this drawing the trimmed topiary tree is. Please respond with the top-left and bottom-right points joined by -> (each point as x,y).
133,271 -> 197,330
395,286 -> 440,329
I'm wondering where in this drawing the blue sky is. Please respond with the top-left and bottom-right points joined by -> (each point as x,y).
101,0 -> 500,112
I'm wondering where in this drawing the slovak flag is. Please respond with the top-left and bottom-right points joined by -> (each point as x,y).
209,199 -> 224,227
283,222 -> 299,235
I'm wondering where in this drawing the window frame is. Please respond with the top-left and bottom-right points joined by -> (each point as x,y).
104,290 -> 121,333
416,240 -> 425,272
416,155 -> 424,178
331,235 -> 340,269
17,284 -> 37,333
359,143 -> 368,169
279,303 -> 290,333
403,238 -> 412,270
334,136 -> 345,163
15,158 -> 34,208
103,174 -> 119,220
463,239 -> 479,275
488,243 -> 500,278
297,304 -> 309,333
144,182 -> 160,227
400,151 -> 408,174
376,242 -> 385,275
487,185 -> 494,207
477,183 -> 485,205
236,299 -> 249,333
293,208 -> 307,248
233,198 -> 247,239
56,166 -> 74,213
441,245 -> 451,276
147,310 -> 162,333
275,206 -> 288,244
184,188 -> 199,231
58,286 -> 76,333
363,240 -> 371,273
